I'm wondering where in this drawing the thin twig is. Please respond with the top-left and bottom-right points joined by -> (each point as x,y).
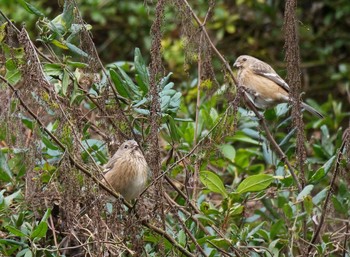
308,131 -> 348,253
141,221 -> 195,257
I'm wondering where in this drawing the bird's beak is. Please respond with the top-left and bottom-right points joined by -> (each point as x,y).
233,61 -> 240,68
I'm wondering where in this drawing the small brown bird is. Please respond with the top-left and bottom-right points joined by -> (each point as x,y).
233,55 -> 324,118
103,140 -> 148,201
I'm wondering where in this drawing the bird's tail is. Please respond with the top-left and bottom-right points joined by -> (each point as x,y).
301,102 -> 324,119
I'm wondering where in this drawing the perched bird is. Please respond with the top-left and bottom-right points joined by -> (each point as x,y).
103,140 -> 148,201
233,55 -> 324,118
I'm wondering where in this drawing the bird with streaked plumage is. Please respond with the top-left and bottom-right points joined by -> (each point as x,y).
103,140 -> 148,201
233,55 -> 324,118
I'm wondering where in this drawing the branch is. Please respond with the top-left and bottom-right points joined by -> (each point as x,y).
308,128 -> 350,253
180,0 -> 302,192
0,73 -> 197,257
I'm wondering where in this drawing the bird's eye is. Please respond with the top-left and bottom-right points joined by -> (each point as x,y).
124,145 -> 128,149
242,58 -> 247,61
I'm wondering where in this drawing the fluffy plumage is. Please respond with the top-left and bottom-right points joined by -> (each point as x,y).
103,140 -> 148,201
233,55 -> 323,118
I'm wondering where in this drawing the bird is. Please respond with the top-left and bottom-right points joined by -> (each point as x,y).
233,55 -> 324,118
103,140 -> 148,201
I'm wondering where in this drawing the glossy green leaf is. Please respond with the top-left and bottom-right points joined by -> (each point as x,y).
61,69 -> 69,96
0,151 -> 12,182
5,225 -> 28,238
134,48 -> 149,93
20,115 -> 34,130
0,239 -> 28,247
304,195 -> 313,214
17,0 -> 44,16
110,69 -> 130,98
200,170 -> 228,197
51,39 -> 69,49
309,155 -> 336,183
160,95 -> 171,111
0,22 -> 7,42
219,144 -> 236,162
116,66 -> 140,97
5,59 -> 22,85
66,61 -> 89,69
167,115 -> 182,141
31,208 -> 51,240
296,185 -> 314,201
236,174 -> 274,194
62,1 -> 74,29
30,222 -> 48,240
66,42 -> 89,57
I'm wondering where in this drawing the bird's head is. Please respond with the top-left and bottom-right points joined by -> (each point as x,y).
119,140 -> 140,154
233,55 -> 254,69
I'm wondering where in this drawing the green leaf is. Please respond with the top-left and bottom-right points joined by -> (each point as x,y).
51,39 -> 69,49
61,69 -> 70,96
20,115 -> 34,130
270,220 -> 284,239
31,209 -> 52,240
4,189 -> 22,207
160,95 -> 171,111
66,42 -> 89,57
169,92 -> 182,111
296,185 -> 314,201
309,155 -> 336,183
31,222 -> 48,240
5,225 -> 28,238
282,203 -> 294,219
41,135 -> 59,150
177,229 -> 186,247
0,151 -> 13,182
236,174 -> 274,194
230,131 -> 260,145
0,22 -> 7,43
62,1 -> 74,29
5,59 -> 22,85
134,108 -> 150,115
66,61 -> 88,69
110,69 -> 130,98
159,73 -> 172,89
17,248 -> 32,257
312,187 -> 328,205
219,144 -> 236,162
304,195 -> 313,214
0,239 -> 28,247
229,203 -> 244,216
246,221 -> 265,239
200,170 -> 228,198
167,115 -> 182,141
279,128 -> 296,147
116,66 -> 140,97
17,0 -> 44,16
44,63 -> 63,77
134,48 -> 149,93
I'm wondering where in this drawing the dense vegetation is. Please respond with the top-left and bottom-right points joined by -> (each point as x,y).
0,0 -> 349,256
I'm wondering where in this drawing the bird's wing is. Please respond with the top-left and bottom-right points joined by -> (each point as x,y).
103,151 -> 123,173
251,62 -> 290,93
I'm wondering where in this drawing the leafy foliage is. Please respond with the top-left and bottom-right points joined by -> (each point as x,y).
0,0 -> 349,257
